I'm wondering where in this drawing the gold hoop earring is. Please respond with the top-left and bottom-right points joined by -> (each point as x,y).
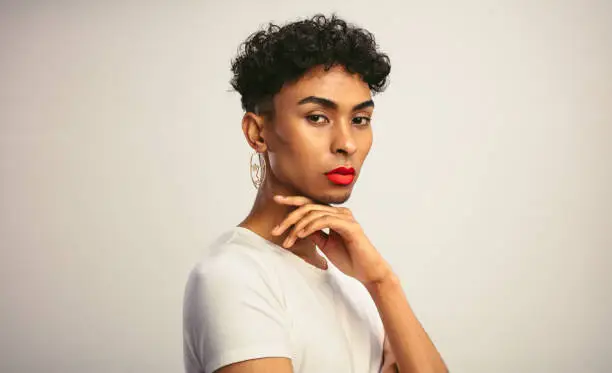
250,151 -> 266,189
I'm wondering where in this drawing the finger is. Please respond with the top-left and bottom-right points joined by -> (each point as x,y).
308,229 -> 330,250
338,206 -> 354,219
295,210 -> 350,239
273,195 -> 336,209
272,203 -> 342,237
299,215 -> 356,246
273,195 -> 314,206
282,210 -> 328,248
284,210 -> 347,248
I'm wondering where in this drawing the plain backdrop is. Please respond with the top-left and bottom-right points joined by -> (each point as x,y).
1,1 -> 611,372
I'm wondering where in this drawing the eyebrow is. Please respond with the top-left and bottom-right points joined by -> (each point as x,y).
297,96 -> 375,111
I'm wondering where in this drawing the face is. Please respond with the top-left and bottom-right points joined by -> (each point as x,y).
249,64 -> 374,205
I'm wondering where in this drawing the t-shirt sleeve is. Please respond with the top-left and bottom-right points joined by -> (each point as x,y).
183,251 -> 292,373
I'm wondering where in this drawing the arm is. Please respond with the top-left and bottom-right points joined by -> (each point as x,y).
366,273 -> 448,373
380,333 -> 399,373
270,195 -> 448,373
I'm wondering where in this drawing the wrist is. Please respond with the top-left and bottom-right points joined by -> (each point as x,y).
364,269 -> 399,294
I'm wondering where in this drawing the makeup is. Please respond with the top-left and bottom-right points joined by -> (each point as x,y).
325,166 -> 355,186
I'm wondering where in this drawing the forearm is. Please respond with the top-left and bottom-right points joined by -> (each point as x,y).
366,272 -> 448,373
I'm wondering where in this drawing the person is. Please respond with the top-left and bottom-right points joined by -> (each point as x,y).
183,13 -> 448,373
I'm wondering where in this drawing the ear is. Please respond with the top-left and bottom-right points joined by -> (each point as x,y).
241,112 -> 268,153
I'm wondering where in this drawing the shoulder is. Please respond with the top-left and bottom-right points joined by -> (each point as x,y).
183,228 -> 293,373
184,228 -> 285,305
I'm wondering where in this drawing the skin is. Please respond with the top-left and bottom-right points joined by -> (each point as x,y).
225,64 -> 448,373
238,64 -> 374,266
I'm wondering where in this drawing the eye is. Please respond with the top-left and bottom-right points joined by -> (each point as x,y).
352,116 -> 371,127
306,114 -> 329,125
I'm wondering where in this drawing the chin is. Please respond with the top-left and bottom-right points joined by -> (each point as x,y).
289,179 -> 354,206
313,189 -> 352,206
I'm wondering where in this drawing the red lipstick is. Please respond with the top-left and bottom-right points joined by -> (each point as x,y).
325,166 -> 355,186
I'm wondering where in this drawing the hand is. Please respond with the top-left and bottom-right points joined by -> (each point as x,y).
271,195 -> 393,286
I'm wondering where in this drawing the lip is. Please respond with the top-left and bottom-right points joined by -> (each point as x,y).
325,166 -> 355,175
325,166 -> 356,186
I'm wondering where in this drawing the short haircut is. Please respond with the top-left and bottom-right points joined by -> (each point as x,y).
230,13 -> 391,115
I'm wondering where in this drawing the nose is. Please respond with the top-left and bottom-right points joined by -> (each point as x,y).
330,121 -> 357,156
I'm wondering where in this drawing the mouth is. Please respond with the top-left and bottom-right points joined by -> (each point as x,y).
325,166 -> 356,186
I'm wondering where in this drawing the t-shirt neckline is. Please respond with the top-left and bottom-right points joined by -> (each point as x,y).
232,225 -> 334,280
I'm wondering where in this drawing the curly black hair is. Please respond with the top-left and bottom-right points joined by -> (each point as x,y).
230,14 -> 391,114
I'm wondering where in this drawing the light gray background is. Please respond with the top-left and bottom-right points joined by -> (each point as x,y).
1,1 -> 610,372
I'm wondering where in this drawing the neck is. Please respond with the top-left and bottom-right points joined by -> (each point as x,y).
237,178 -> 318,261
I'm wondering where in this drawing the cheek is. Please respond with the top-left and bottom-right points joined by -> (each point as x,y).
285,137 -> 328,178
285,122 -> 328,155
267,123 -> 320,169
358,131 -> 374,158
268,113 -> 306,147
291,137 -> 326,172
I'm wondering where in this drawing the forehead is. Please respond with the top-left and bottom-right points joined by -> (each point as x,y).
274,65 -> 372,107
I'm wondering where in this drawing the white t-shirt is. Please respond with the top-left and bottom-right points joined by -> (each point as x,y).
183,226 -> 385,373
